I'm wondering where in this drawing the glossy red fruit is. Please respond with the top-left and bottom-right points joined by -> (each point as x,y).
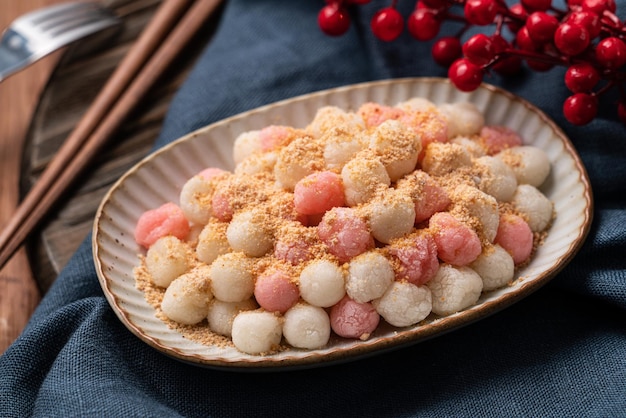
371,7 -> 405,41
448,58 -> 484,91
464,0 -> 498,25
507,3 -> 527,32
554,23 -> 590,56
463,33 -> 495,66
566,11 -> 601,39
516,26 -> 539,51
408,9 -> 441,40
565,62 -> 601,92
318,3 -> 351,36
432,36 -> 462,66
596,37 -> 626,69
581,0 -> 616,14
563,93 -> 598,125
526,12 -> 559,45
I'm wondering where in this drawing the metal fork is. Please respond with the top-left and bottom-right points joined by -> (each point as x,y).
0,2 -> 119,83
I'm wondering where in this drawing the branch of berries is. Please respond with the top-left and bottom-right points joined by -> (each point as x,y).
317,0 -> 626,126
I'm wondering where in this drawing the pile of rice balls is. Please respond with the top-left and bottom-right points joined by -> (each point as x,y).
134,97 -> 554,355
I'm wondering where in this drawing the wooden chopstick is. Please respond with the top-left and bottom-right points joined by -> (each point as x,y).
0,0 -> 224,270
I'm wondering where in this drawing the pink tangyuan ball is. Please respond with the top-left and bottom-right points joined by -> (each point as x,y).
254,270 -> 300,314
330,296 -> 380,340
357,102 -> 406,128
258,125 -> 295,152
494,213 -> 534,265
134,202 -> 190,249
293,171 -> 346,215
317,207 -> 374,263
388,233 -> 439,286
429,212 -> 482,266
480,125 -> 523,155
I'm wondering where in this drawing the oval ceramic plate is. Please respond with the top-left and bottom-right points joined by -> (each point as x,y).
93,78 -> 593,371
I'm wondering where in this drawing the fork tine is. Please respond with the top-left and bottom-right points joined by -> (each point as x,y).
14,2 -> 101,26
0,2 -> 120,82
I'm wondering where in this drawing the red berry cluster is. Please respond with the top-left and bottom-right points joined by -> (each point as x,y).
318,0 -> 626,126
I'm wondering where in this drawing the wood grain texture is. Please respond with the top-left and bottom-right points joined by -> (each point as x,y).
0,0 -> 60,354
0,0 -> 221,352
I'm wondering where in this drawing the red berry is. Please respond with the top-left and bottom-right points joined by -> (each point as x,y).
448,58 -> 484,91
508,3 -> 528,32
563,93 -> 598,125
526,12 -> 559,45
521,0 -> 552,11
463,33 -> 495,66
432,36 -> 462,66
581,0 -> 616,14
565,63 -> 600,92
516,26 -> 539,51
408,9 -> 441,40
554,23 -> 590,56
371,7 -> 405,42
464,0 -> 498,25
566,11 -> 601,40
596,37 -> 626,70
318,3 -> 351,36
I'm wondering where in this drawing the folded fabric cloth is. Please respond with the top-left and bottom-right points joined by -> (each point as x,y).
1,0 -> 625,416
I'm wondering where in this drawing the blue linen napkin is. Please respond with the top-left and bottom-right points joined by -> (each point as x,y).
1,0 -> 625,416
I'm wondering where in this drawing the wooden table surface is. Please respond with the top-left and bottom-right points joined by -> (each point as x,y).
0,0 -> 219,353
0,0 -> 63,354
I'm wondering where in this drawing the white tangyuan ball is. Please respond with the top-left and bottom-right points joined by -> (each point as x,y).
160,266 -> 213,325
427,264 -> 483,316
470,244 -> 515,291
473,155 -> 518,202
367,119 -> 420,181
233,130 -> 262,165
179,175 -> 214,225
450,184 -> 500,243
226,209 -> 274,257
323,132 -> 365,171
395,97 -> 437,113
145,236 -> 190,288
346,251 -> 394,303
438,102 -> 484,139
299,259 -> 346,308
366,189 -> 416,244
422,142 -> 473,177
341,150 -> 391,207
231,310 -> 282,354
274,136 -> 324,191
452,136 -> 486,158
196,221 -> 231,265
282,303 -> 331,349
511,184 -> 554,232
235,151 -> 277,175
372,281 -> 432,327
209,252 -> 255,302
498,146 -> 551,187
207,298 -> 258,337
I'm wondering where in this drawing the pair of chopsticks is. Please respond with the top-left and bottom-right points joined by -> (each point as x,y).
0,0 -> 223,270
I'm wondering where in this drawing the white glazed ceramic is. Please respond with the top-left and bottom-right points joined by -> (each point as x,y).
93,78 -> 593,371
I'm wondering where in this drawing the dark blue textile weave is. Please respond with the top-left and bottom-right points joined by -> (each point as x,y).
1,1 -> 625,417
